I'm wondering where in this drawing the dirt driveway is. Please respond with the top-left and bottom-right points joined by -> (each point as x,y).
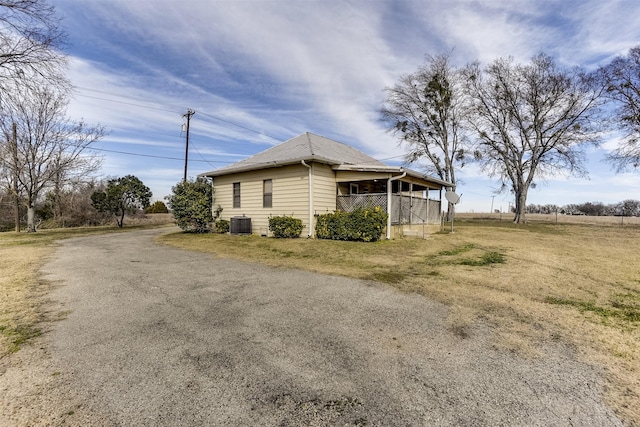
1,228 -> 624,425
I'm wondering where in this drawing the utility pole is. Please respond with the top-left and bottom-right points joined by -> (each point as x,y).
182,109 -> 195,182
12,122 -> 19,232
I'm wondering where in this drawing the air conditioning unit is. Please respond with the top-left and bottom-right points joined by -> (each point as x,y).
230,216 -> 251,235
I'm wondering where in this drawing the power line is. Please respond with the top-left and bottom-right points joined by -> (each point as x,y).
196,110 -> 280,142
73,93 -> 181,114
89,146 -> 231,164
190,140 -> 220,169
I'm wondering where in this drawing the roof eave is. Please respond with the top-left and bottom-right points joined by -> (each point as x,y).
333,164 -> 452,188
202,156 -> 341,177
402,168 -> 452,188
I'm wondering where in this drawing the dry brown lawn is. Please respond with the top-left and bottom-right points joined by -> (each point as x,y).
0,238 -> 50,357
160,219 -> 640,425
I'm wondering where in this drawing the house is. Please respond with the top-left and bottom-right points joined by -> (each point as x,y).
201,132 -> 451,239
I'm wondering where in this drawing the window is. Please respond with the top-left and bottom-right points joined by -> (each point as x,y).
233,182 -> 241,208
263,179 -> 272,208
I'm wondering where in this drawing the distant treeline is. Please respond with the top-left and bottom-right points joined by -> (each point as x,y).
524,200 -> 640,217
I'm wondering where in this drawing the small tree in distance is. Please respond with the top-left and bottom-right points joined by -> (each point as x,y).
145,200 -> 169,214
167,177 -> 213,233
91,175 -> 152,228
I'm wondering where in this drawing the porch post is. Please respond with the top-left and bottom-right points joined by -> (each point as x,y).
301,160 -> 314,237
409,182 -> 413,225
386,172 -> 406,239
386,178 -> 392,240
426,188 -> 429,225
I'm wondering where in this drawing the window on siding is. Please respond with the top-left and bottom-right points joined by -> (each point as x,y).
263,179 -> 272,208
233,182 -> 241,208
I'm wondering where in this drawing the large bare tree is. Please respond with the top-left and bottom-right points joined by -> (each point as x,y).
600,45 -> 640,170
381,54 -> 468,218
1,0 -> 68,230
0,86 -> 105,231
463,54 -> 605,223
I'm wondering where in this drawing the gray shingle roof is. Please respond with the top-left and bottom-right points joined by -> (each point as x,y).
202,132 -> 387,177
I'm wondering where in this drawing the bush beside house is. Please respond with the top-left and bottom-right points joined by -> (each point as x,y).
215,219 -> 230,233
268,215 -> 304,238
167,178 -> 213,233
315,207 -> 387,242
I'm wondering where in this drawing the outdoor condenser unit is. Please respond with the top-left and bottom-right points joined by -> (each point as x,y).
230,216 -> 252,235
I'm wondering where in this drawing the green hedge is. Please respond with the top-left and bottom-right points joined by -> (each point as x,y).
315,207 -> 387,242
144,200 -> 169,214
215,219 -> 230,233
268,215 -> 304,238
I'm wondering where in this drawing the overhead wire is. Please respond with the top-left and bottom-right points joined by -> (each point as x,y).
90,146 -> 229,164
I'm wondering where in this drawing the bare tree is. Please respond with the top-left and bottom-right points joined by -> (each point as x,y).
1,0 -> 68,230
0,86 -> 105,231
463,54 -> 606,223
0,0 -> 67,91
381,54 -> 468,219
600,46 -> 640,170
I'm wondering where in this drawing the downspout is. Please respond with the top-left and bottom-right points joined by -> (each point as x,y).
386,172 -> 406,239
301,160 -> 313,237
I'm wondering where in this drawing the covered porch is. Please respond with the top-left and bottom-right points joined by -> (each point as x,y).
333,166 -> 449,239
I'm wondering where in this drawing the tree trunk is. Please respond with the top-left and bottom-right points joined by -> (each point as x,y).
14,193 -> 20,233
27,204 -> 36,232
447,201 -> 455,222
12,123 -> 20,232
513,189 -> 528,223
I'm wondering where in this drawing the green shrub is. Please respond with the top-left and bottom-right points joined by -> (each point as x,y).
268,215 -> 304,238
166,178 -> 213,233
145,200 -> 169,214
315,207 -> 387,242
215,219 -> 230,233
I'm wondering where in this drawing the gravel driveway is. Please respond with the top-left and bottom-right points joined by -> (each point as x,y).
2,228 -> 624,425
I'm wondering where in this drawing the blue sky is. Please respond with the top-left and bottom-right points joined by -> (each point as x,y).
55,0 -> 640,213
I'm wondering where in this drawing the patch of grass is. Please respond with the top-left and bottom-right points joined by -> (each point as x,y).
459,251 -> 506,266
438,243 -> 476,256
369,270 -> 407,284
5,325 -> 43,354
544,296 -> 640,323
427,244 -> 506,267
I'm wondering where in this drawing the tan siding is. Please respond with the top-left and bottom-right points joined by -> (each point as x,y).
311,163 -> 336,215
212,165 -> 310,235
